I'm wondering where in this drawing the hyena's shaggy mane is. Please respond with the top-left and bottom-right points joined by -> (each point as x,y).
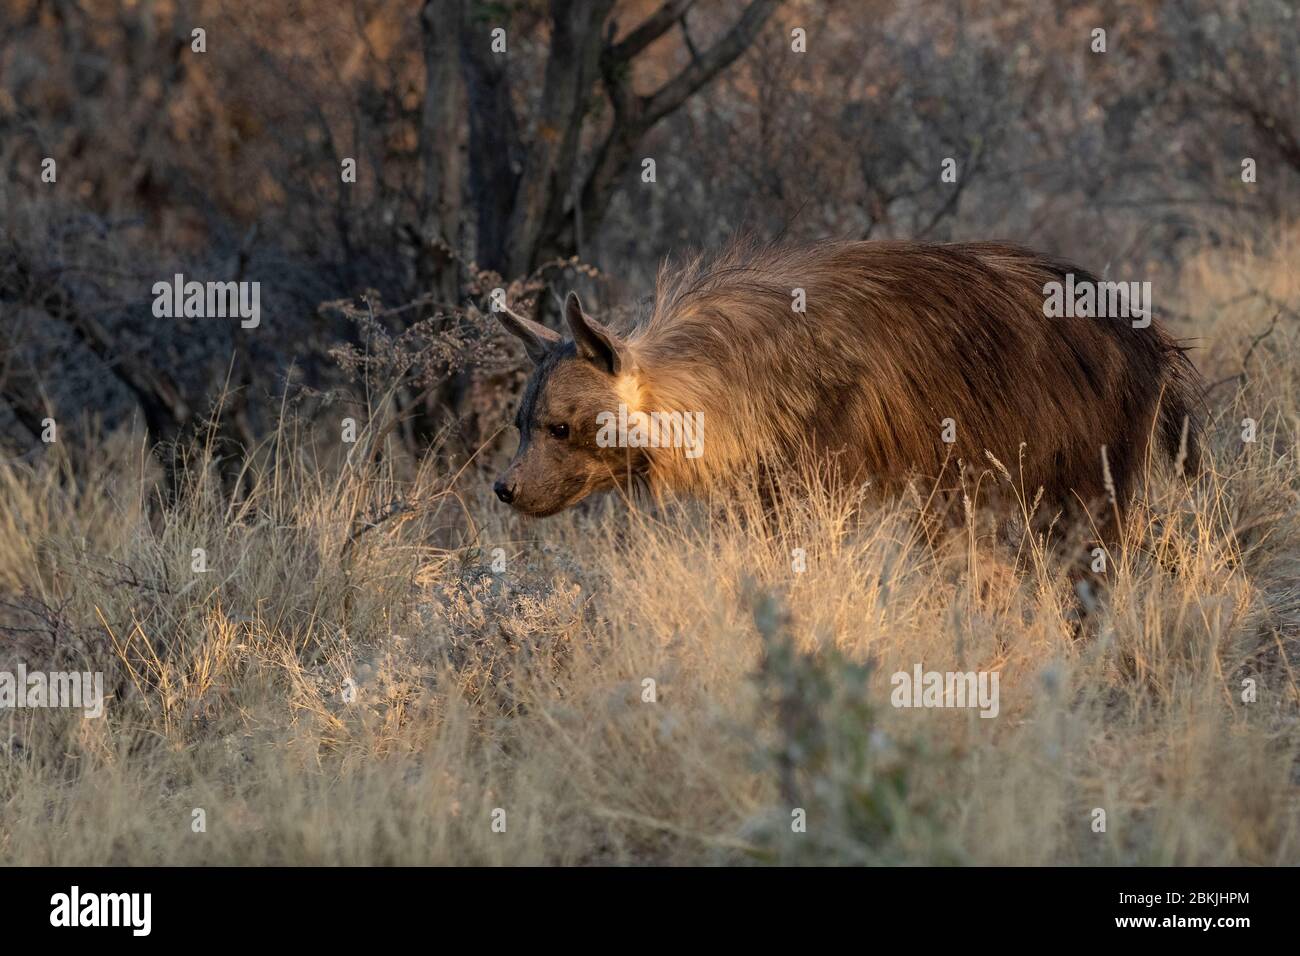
618,236 -> 1202,509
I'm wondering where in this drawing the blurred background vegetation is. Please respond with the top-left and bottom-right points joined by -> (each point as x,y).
1,0 -> 1297,475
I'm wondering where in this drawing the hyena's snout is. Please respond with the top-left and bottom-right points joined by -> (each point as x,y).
493,476 -> 516,505
494,454 -> 533,511
492,454 -> 588,517
494,458 -> 538,511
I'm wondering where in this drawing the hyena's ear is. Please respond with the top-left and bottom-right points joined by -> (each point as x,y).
494,303 -> 561,364
565,291 -> 627,375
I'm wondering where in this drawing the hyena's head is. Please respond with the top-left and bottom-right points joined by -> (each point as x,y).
492,292 -> 646,517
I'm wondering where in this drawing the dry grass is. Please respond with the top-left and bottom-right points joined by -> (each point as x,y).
1,234 -> 1298,866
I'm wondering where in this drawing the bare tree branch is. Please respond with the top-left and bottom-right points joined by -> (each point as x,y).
418,0 -> 465,302
641,0 -> 780,127
504,0 -> 616,275
567,0 -> 782,252
458,0 -> 779,276
606,0 -> 697,63
461,2 -> 525,271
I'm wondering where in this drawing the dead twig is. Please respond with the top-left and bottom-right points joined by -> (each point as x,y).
1205,310 -> 1281,395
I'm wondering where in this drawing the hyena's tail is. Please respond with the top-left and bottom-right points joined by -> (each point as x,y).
1158,344 -> 1204,480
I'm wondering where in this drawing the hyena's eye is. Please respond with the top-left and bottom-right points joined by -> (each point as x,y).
548,422 -> 570,440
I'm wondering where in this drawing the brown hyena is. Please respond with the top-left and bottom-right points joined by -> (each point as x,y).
491,238 -> 1201,521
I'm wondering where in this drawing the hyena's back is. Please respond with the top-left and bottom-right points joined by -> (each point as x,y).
632,239 -> 1200,506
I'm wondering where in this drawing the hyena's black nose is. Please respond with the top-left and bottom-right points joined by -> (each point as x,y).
494,479 -> 515,504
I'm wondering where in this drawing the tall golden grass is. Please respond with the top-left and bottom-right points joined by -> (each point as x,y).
0,232 -> 1297,865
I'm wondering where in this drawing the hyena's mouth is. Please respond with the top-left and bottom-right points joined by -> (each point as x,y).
513,500 -> 575,519
516,471 -> 615,517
